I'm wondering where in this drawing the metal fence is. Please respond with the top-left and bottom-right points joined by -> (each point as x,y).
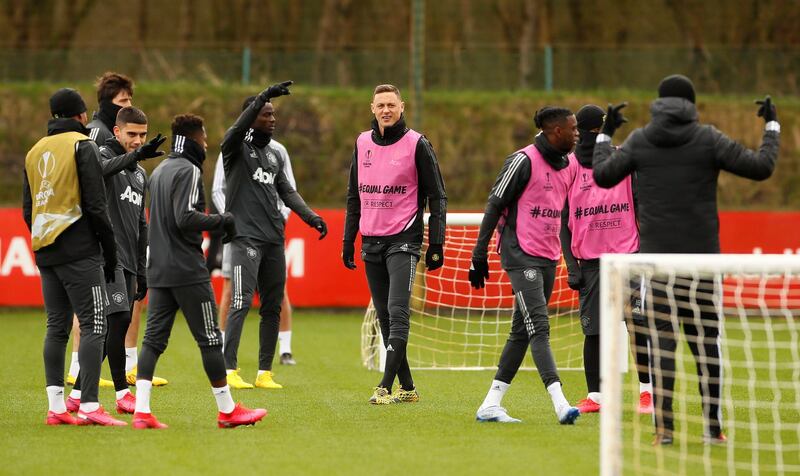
1,45 -> 798,94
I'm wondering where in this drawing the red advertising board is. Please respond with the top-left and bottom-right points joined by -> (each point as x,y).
1,208 -> 798,308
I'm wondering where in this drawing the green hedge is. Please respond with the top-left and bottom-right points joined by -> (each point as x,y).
2,83 -> 798,209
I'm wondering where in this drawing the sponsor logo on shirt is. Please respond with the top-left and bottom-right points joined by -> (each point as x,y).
120,186 -> 143,206
580,172 -> 591,191
543,172 -> 554,192
252,167 -> 276,185
363,150 -> 372,168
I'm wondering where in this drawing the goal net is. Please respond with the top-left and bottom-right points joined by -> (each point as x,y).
360,212 -> 583,371
600,253 -> 800,476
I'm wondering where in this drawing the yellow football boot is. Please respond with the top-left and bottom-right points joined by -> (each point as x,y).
126,366 -> 169,386
66,374 -> 114,387
254,371 -> 283,389
394,387 -> 419,403
368,387 -> 396,405
226,369 -> 255,389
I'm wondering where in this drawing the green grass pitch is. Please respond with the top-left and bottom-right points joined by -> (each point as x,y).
1,309 -> 797,475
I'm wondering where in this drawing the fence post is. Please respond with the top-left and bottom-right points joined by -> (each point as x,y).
544,44 -> 553,92
411,0 -> 425,128
242,46 -> 251,85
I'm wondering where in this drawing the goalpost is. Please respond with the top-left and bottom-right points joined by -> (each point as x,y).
600,253 -> 800,476
360,212 -> 584,371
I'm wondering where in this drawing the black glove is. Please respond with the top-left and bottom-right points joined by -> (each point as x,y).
103,260 -> 116,283
259,81 -> 293,102
567,268 -> 583,291
468,257 -> 490,289
310,216 -> 328,240
135,133 -> 166,161
426,244 -> 444,272
221,212 -> 237,244
342,241 -> 356,270
134,274 -> 147,301
755,95 -> 777,123
601,102 -> 628,137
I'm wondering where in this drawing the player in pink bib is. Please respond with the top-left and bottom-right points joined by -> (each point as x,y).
469,106 -> 580,425
560,105 -> 653,415
343,84 -> 447,405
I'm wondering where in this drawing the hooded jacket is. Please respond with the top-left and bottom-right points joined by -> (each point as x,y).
593,97 -> 779,253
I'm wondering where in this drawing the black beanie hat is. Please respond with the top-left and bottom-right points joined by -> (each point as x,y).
576,104 -> 606,131
50,88 -> 87,118
658,74 -> 696,104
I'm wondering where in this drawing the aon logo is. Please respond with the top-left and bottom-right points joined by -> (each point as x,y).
252,167 -> 276,185
120,186 -> 142,206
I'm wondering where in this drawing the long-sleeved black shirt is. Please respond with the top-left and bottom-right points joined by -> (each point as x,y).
343,117 -> 447,246
220,95 -> 319,245
593,97 -> 779,254
22,118 -> 117,268
99,138 -> 148,277
147,153 -> 225,287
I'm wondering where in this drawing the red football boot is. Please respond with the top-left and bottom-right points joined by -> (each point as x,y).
66,396 -> 80,413
116,393 -> 136,414
46,410 -> 79,426
77,406 -> 128,426
638,391 -> 654,414
576,398 -> 601,413
217,403 -> 268,428
132,412 -> 168,429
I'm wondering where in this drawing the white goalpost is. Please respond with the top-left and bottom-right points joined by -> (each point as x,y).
600,253 -> 800,476
360,212 -> 584,371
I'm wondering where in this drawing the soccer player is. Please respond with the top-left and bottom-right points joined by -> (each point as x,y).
469,106 -> 580,425
212,143 -> 299,366
593,74 -> 780,445
66,71 -> 135,387
67,107 -> 165,415
23,88 -> 122,425
220,83 -> 327,390
342,84 -> 447,404
559,104 -> 652,414
133,114 -> 266,429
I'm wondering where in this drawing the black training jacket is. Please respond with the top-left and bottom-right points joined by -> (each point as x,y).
593,97 -> 779,253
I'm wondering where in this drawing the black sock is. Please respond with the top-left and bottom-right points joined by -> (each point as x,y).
378,338 -> 408,391
105,311 -> 131,392
634,330 -> 651,385
584,335 -> 600,394
397,355 -> 414,390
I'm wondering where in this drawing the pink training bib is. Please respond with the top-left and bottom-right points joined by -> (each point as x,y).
357,129 -> 422,237
568,157 -> 639,259
512,144 -> 576,260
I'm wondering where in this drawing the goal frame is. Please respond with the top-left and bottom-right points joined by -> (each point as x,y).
599,253 -> 800,476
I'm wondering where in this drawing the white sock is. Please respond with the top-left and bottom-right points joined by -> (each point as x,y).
68,352 -> 80,378
588,392 -> 602,404
640,382 -> 653,394
69,389 -> 81,399
125,347 -> 138,373
212,385 -> 235,413
278,331 -> 292,355
226,369 -> 235,375
257,370 -> 268,377
46,386 -> 66,413
79,402 -> 99,413
479,379 -> 510,410
116,389 -> 131,400
547,382 -> 570,415
221,331 -> 225,345
135,380 -> 152,413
